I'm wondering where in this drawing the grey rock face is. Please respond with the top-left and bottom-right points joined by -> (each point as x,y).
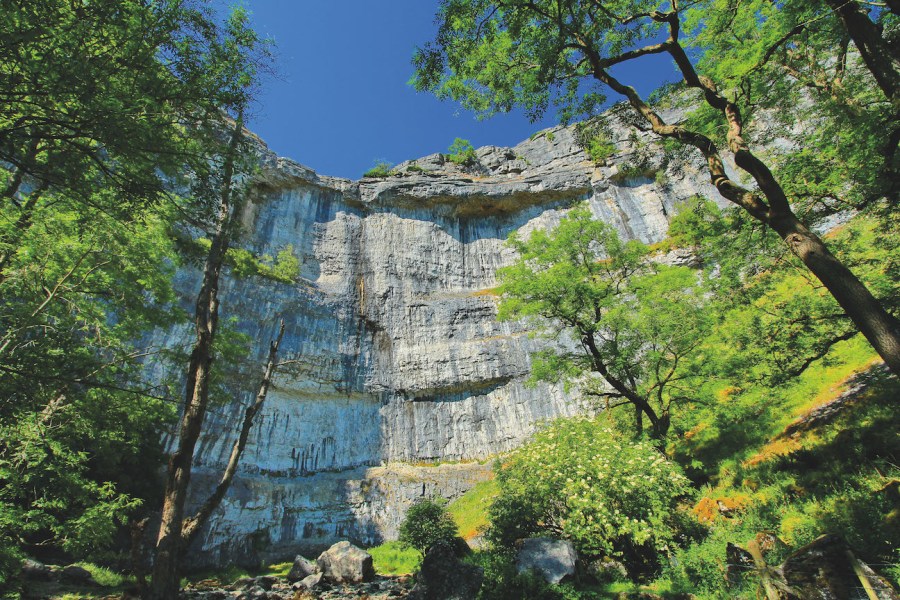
316,541 -> 375,583
163,106 -> 732,567
516,537 -> 577,585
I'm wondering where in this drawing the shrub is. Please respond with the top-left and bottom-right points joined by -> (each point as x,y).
369,541 -> 422,575
399,497 -> 459,553
363,160 -> 395,178
447,138 -> 477,166
488,416 -> 691,574
586,136 -> 616,164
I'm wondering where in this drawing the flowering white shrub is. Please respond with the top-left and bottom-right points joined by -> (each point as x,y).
488,416 -> 691,561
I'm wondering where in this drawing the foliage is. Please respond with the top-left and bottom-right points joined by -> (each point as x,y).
489,416 -> 691,572
399,497 -> 460,553
448,478 -> 499,540
368,541 -> 422,575
498,204 -> 709,439
682,0 -> 897,221
197,240 -> 300,284
0,0 -> 272,592
414,0 -> 900,377
363,161 -> 395,178
587,137 -> 616,165
447,137 -> 478,165
0,197 -> 179,588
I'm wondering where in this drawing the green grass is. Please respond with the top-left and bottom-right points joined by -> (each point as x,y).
363,161 -> 395,178
368,541 -> 421,575
72,562 -> 131,587
667,354 -> 900,593
260,561 -> 293,577
448,478 -> 499,540
181,564 -> 251,587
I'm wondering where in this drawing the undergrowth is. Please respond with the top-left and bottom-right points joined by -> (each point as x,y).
368,541 -> 421,575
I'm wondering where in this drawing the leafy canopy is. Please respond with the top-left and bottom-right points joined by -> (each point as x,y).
399,497 -> 460,553
498,204 -> 709,439
489,416 -> 691,564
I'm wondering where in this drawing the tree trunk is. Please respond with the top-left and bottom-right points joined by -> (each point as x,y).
583,36 -> 900,378
181,321 -> 285,546
768,213 -> 900,374
823,0 -> 900,102
147,114 -> 243,600
582,334 -> 667,439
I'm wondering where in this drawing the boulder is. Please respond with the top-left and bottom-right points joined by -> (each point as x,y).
287,555 -> 318,582
586,557 -> 628,583
294,572 -> 322,591
316,541 -> 375,583
410,541 -> 483,600
60,564 -> 94,584
516,537 -> 576,585
725,542 -> 755,588
253,575 -> 278,590
236,586 -> 267,600
21,559 -> 54,581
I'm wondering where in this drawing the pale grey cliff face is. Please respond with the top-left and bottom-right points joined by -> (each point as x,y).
168,110 -> 728,567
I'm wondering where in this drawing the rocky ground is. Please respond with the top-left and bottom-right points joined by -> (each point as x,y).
181,573 -> 414,600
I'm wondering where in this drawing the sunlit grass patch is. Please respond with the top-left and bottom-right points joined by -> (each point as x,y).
448,478 -> 498,540
368,541 -> 421,575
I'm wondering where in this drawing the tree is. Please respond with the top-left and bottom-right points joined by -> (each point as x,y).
413,0 -> 900,377
682,1 -> 898,217
0,197 -> 179,588
498,205 -> 708,439
147,9 -> 283,598
399,498 -> 459,553
0,1 -> 281,593
0,0 -> 243,282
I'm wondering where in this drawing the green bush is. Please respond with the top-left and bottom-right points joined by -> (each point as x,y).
363,160 -> 395,178
369,541 -> 422,575
399,497 -> 459,553
488,416 -> 691,575
586,136 -> 616,164
447,138 -> 477,166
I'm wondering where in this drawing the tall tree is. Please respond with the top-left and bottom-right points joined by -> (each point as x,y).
413,0 -> 900,376
147,9 -> 282,599
498,205 -> 709,440
0,0 -> 237,280
0,0 -> 277,591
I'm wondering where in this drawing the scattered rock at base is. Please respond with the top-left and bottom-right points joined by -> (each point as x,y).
21,559 -> 54,581
516,537 -> 576,585
235,585 -> 267,600
781,534 -> 899,599
316,541 -> 375,583
586,557 -> 628,583
294,572 -> 322,591
287,555 -> 319,582
410,541 -> 483,600
59,564 -> 94,584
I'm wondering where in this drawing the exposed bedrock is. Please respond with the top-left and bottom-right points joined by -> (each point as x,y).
166,111 -> 731,566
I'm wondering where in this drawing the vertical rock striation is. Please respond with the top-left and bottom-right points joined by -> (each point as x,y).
163,111 -> 729,566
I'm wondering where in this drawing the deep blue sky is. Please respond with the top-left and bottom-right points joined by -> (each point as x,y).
238,1 -> 674,180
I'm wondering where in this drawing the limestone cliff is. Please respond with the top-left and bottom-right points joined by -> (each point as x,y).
160,107 -> 728,567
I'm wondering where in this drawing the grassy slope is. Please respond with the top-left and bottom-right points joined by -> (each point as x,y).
448,478 -> 499,541
444,339 -> 898,595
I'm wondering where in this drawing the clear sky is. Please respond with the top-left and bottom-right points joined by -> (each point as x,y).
239,1 -> 674,180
